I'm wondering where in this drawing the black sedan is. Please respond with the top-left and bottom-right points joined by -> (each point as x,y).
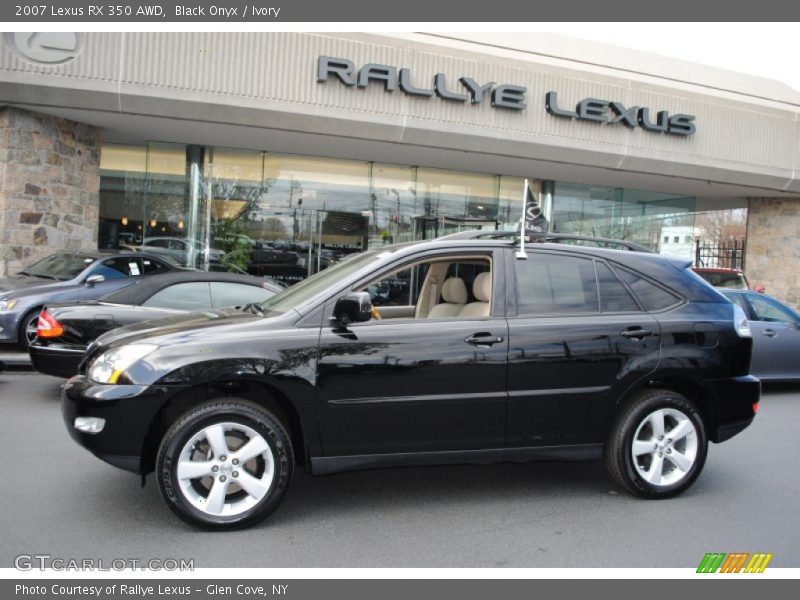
29,271 -> 283,378
0,252 -> 177,350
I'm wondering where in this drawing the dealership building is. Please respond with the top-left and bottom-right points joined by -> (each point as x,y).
1,32 -> 799,303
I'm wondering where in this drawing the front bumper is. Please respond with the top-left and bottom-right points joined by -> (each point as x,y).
0,310 -> 22,343
707,374 -> 761,443
61,375 -> 179,474
30,343 -> 85,378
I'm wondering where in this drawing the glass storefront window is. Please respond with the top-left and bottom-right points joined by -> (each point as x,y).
370,163 -> 417,245
99,142 -> 699,285
413,168 -> 501,239
552,183 -> 696,252
98,145 -> 146,251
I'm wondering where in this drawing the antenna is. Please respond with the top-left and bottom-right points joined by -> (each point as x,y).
515,178 -> 529,260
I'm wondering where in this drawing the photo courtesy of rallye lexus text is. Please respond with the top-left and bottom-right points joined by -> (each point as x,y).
61,221 -> 760,529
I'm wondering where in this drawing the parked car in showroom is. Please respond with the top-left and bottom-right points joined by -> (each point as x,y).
692,267 -> 765,292
123,237 -> 225,268
0,252 -> 176,350
62,231 -> 759,529
720,289 -> 800,381
30,271 -> 283,378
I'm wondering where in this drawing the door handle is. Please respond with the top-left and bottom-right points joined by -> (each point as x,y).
763,329 -> 777,337
465,333 -> 504,346
620,327 -> 654,340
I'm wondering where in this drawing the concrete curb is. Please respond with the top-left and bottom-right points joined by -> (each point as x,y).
0,352 -> 34,371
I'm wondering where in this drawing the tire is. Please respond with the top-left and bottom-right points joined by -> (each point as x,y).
19,308 -> 42,351
156,399 -> 294,529
604,389 -> 708,499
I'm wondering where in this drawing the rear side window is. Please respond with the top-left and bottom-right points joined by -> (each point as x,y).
596,262 -> 640,312
142,258 -> 170,275
142,282 -> 212,311
516,254 -> 599,314
614,267 -> 680,312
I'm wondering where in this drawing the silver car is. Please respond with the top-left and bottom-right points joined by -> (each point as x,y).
722,290 -> 800,382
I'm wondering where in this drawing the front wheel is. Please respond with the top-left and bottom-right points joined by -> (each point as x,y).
19,309 -> 42,350
605,389 -> 708,498
156,399 -> 294,529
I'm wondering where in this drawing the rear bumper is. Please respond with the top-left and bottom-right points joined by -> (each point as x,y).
707,375 -> 761,443
29,343 -> 85,378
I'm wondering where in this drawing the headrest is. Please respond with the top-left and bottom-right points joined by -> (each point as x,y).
473,272 -> 492,302
441,277 -> 468,304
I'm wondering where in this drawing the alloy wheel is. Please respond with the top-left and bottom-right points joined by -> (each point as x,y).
631,408 -> 698,487
176,422 -> 275,517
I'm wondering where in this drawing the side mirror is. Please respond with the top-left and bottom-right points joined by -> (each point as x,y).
332,292 -> 373,326
84,274 -> 105,287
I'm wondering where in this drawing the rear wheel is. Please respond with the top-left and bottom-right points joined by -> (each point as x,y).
605,389 -> 707,498
156,399 -> 294,529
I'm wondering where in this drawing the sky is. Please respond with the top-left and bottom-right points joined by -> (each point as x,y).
543,23 -> 800,94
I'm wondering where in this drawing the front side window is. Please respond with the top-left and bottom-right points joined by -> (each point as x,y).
89,257 -> 142,280
746,294 -> 798,325
516,254 -> 599,315
142,282 -> 212,310
358,256 -> 492,320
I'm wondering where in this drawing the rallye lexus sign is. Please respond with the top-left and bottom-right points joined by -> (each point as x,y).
316,56 -> 696,136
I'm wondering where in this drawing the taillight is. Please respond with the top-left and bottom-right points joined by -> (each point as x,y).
37,309 -> 64,338
732,304 -> 751,338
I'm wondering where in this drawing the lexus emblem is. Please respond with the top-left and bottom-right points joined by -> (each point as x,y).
6,32 -> 83,65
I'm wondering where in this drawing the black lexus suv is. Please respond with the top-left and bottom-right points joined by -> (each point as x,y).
62,232 -> 760,529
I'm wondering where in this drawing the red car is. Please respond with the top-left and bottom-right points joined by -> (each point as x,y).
692,267 -> 765,292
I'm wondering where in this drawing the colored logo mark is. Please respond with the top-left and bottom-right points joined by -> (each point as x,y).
697,552 -> 773,573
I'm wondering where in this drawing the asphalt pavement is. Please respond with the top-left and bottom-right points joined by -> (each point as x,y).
1,371 -> 797,568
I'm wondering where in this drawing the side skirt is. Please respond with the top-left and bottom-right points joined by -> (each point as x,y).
311,443 -> 604,475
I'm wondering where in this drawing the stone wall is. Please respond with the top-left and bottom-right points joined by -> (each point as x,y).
0,107 -> 101,276
745,197 -> 800,309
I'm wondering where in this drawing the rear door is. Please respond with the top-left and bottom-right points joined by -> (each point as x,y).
506,250 -> 661,447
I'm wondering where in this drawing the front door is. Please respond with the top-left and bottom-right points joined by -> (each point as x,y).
315,252 -> 508,456
744,292 -> 800,380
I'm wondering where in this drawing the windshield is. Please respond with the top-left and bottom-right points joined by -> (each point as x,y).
259,248 -> 400,314
21,254 -> 95,281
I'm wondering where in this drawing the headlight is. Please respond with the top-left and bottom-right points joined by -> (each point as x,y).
0,299 -> 18,311
88,344 -> 158,384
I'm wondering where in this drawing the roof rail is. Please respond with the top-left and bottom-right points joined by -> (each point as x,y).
438,229 -> 653,253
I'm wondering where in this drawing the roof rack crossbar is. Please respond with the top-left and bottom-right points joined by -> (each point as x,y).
438,229 -> 653,253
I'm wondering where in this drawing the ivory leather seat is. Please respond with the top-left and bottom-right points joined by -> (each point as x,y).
428,277 -> 467,318
459,272 -> 491,317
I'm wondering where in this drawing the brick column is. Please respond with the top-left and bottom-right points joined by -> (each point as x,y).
0,107 -> 102,276
745,197 -> 800,309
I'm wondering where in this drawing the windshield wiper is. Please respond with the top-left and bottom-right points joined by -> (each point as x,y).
29,274 -> 60,281
241,302 -> 265,315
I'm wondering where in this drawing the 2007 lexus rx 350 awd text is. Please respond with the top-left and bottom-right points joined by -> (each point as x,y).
62,231 -> 760,529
